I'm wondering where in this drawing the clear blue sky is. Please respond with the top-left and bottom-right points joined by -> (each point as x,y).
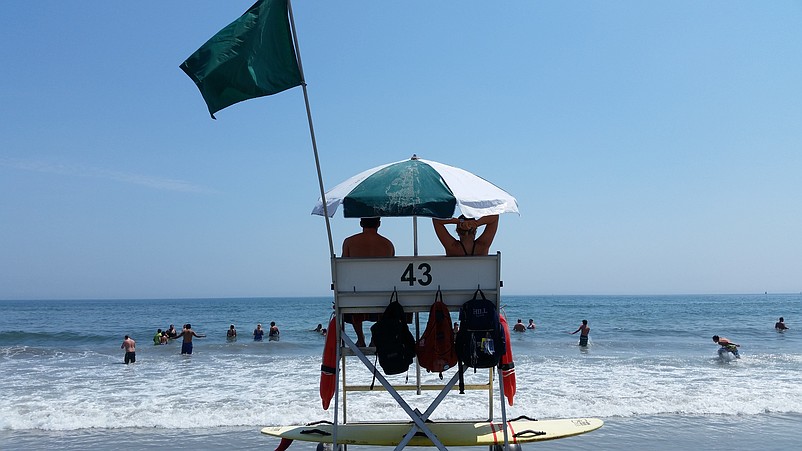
1,1 -> 800,299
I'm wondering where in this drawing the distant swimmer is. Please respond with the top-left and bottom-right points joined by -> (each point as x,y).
253,323 -> 265,341
269,321 -> 280,341
227,324 -> 237,341
527,319 -> 536,330
175,324 -> 205,355
513,319 -> 526,332
775,317 -> 789,330
121,335 -> 136,364
571,319 -> 590,346
712,335 -> 740,359
313,323 -> 323,333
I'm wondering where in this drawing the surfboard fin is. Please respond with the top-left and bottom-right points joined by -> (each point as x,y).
275,438 -> 294,451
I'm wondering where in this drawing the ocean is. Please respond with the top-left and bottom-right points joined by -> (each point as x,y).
1,294 -> 800,450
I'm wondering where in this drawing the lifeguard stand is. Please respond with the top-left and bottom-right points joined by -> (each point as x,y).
330,252 -> 509,450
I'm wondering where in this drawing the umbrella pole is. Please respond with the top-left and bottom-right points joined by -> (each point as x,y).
288,0 -> 335,258
413,216 -> 418,256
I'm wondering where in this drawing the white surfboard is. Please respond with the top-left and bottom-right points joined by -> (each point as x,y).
261,417 -> 603,447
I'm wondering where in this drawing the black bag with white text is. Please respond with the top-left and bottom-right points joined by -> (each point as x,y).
455,288 -> 506,392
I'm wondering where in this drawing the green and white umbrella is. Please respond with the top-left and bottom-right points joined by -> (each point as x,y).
312,156 -> 519,219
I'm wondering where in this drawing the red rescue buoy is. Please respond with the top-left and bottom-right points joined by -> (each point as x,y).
319,316 -> 337,410
499,315 -> 516,406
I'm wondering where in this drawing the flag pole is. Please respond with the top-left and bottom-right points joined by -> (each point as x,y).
287,0 -> 335,259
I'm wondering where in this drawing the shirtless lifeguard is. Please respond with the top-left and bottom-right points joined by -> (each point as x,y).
342,217 -> 395,347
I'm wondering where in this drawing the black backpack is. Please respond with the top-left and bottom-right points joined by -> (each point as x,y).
455,289 -> 506,392
416,288 -> 457,378
370,289 -> 416,375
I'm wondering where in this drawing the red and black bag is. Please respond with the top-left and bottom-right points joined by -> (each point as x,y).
416,288 -> 457,378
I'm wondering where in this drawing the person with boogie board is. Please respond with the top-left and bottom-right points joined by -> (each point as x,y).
713,335 -> 740,359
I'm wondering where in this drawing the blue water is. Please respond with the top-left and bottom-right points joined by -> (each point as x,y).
1,294 -> 800,450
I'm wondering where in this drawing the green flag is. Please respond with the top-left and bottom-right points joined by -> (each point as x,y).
181,0 -> 303,119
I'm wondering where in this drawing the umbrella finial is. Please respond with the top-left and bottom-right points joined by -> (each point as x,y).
411,154 -> 419,160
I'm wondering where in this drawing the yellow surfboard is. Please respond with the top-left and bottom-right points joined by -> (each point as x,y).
261,417 -> 602,447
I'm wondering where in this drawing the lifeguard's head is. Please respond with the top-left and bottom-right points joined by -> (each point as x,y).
456,215 -> 476,238
360,217 -> 380,229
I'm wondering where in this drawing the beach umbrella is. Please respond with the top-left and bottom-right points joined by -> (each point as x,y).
312,156 -> 519,219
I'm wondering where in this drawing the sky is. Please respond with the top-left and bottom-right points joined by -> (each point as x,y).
1,1 -> 801,300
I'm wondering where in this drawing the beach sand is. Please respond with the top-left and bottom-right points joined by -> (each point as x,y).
2,413 -> 800,450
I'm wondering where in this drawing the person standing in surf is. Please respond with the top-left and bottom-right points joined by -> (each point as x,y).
121,335 -> 136,364
775,317 -> 789,330
571,319 -> 590,346
165,324 -> 178,339
175,324 -> 205,355
432,215 -> 499,256
341,217 -> 395,347
227,324 -> 237,341
268,321 -> 280,341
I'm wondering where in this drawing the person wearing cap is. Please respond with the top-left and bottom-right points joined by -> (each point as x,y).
253,323 -> 265,341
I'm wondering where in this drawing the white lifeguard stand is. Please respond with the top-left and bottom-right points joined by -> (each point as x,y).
330,252 -> 509,450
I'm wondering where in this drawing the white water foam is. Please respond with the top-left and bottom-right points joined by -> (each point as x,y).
2,349 -> 801,431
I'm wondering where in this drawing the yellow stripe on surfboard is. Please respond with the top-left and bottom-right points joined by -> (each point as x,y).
261,418 -> 603,447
